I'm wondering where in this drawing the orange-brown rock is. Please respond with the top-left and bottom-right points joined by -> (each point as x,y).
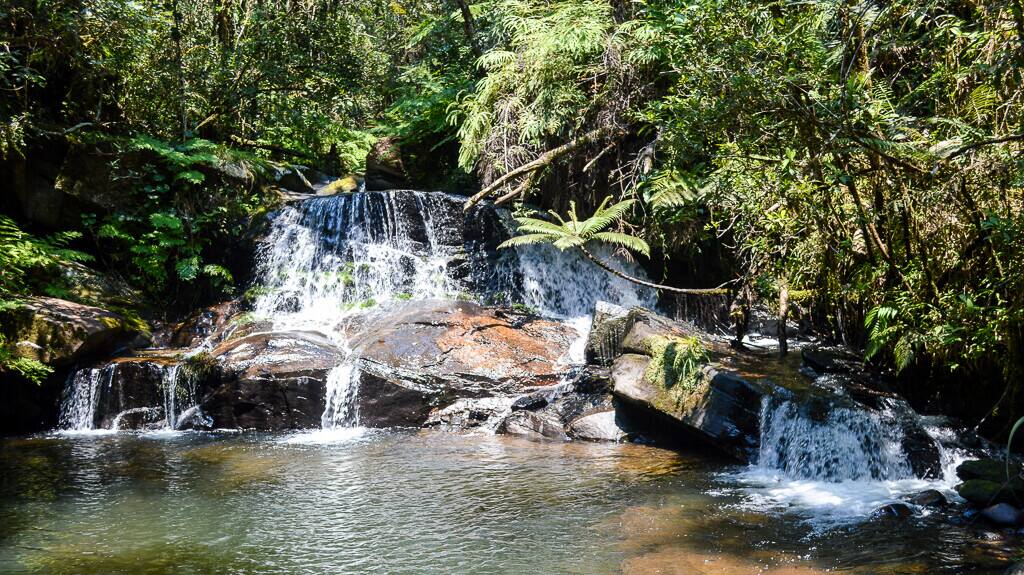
351,300 -> 578,427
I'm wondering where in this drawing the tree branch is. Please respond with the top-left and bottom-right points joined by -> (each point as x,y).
463,127 -> 623,211
578,246 -> 728,295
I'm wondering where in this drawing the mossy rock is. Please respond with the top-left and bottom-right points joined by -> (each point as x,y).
0,297 -> 135,366
957,459 -> 1021,483
318,175 -> 360,196
956,478 -> 1024,507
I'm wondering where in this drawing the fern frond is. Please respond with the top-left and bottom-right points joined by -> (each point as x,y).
590,232 -> 650,257
498,233 -> 561,249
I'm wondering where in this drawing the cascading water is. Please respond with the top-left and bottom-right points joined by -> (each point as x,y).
58,365 -> 115,431
248,190 -> 656,429
756,395 -> 914,482
729,391 -> 966,524
57,360 -> 202,432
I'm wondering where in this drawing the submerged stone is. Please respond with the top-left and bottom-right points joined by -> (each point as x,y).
566,409 -> 629,442
981,503 -> 1024,527
906,489 -> 948,508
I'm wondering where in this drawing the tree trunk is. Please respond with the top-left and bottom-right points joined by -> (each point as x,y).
777,278 -> 789,357
453,0 -> 483,59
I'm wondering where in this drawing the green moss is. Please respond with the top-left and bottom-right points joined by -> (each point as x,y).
642,334 -> 709,394
180,351 -> 217,382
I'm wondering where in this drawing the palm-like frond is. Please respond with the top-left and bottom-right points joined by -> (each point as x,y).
500,195 -> 647,258
578,198 -> 635,237
497,233 -> 563,249
591,231 -> 650,257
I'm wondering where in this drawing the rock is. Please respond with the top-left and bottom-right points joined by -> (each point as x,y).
873,502 -> 914,519
801,346 -> 862,375
202,331 -> 342,430
566,409 -> 629,442
958,459 -> 1020,483
349,300 -> 577,427
364,137 -> 411,190
511,394 -> 548,411
981,503 -> 1024,527
956,479 -> 1024,508
55,262 -> 141,310
156,302 -> 236,348
274,165 -> 322,194
0,297 -> 132,366
318,176 -> 360,196
611,351 -> 764,461
111,406 -> 165,430
906,489 -> 948,508
499,409 -> 568,441
426,397 -> 516,430
1005,562 -> 1024,575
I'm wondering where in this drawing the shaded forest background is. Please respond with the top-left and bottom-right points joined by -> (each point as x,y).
1,0 -> 1023,435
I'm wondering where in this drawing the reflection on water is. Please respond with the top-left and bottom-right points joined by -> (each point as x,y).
0,431 -> 1015,574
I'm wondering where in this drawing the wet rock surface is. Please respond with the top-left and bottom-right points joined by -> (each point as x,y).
200,331 -> 342,430
348,300 -> 577,427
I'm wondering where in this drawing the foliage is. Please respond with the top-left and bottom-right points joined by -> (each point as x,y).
80,135 -> 273,307
0,216 -> 91,382
643,334 -> 709,392
499,197 -> 649,255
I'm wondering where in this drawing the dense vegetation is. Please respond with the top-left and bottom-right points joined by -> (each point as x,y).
2,0 -> 1022,431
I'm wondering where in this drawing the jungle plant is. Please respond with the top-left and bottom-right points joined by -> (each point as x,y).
498,196 -> 725,294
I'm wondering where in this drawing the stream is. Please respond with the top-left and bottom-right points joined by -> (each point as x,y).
0,430 -> 1017,574
2,190 -> 1019,574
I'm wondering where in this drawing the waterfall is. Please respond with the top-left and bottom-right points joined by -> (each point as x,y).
58,365 -> 115,431
756,395 -> 914,482
732,392 -> 966,523
58,361 -> 201,432
251,192 -> 465,334
163,364 -> 202,430
322,363 -> 360,428
247,190 -> 658,429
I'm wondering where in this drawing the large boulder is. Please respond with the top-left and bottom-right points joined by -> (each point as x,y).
595,304 -> 944,476
201,331 -> 342,429
1,296 -> 132,366
349,300 -> 578,427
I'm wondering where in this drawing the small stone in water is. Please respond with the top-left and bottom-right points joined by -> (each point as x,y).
981,503 -> 1024,527
906,489 -> 948,508
873,502 -> 914,519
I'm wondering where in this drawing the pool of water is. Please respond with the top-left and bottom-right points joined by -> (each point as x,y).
0,430 -> 1017,574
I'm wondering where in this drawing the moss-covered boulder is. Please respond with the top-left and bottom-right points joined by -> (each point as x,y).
597,304 -> 944,475
599,305 -> 767,461
1,297 -> 134,366
956,479 -> 1024,508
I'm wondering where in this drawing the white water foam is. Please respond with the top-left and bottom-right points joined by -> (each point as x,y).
724,396 -> 968,526
248,192 -> 657,430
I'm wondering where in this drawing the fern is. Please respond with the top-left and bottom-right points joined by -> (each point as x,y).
498,196 -> 649,256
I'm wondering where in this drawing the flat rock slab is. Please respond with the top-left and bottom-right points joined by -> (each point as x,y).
350,300 -> 579,427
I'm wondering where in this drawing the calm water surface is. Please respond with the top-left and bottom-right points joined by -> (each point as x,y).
0,430 -> 1017,574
